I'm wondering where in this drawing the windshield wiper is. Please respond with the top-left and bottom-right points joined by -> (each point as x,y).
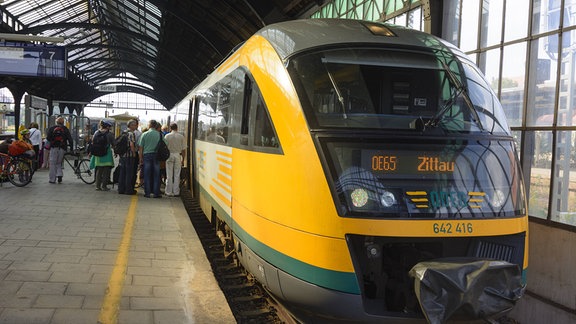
322,59 -> 347,119
425,62 -> 484,131
425,86 -> 464,128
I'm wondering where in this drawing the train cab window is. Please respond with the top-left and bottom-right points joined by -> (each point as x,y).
287,48 -> 490,133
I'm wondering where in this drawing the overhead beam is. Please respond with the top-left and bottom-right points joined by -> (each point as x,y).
54,100 -> 113,106
0,33 -> 65,43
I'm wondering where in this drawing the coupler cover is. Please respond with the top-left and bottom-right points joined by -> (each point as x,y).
409,258 -> 525,324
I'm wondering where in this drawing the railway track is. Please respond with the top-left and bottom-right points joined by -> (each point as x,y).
180,189 -> 296,324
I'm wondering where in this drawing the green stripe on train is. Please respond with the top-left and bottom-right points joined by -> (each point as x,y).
198,185 -> 361,294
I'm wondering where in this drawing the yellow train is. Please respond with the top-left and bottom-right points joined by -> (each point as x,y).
173,19 -> 528,323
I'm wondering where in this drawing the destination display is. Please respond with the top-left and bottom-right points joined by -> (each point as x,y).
362,150 -> 457,174
0,44 -> 66,78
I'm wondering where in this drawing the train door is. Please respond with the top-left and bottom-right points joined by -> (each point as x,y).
190,96 -> 200,199
179,98 -> 193,191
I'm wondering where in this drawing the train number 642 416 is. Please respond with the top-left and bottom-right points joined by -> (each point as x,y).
433,222 -> 473,234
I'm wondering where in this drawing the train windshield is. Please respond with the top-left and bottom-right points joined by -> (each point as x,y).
287,48 -> 510,134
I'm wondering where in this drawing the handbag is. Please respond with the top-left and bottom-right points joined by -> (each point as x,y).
156,133 -> 170,161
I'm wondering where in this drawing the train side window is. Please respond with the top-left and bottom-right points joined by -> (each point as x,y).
197,94 -> 215,141
198,80 -> 230,144
214,80 -> 230,144
240,75 -> 252,145
237,72 -> 281,152
253,95 -> 278,148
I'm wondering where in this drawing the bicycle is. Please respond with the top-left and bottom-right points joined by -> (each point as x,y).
0,152 -> 34,187
63,147 -> 95,184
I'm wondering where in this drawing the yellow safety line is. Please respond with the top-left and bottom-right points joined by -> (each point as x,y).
98,195 -> 139,324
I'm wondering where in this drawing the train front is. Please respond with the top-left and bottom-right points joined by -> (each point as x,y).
285,33 -> 528,322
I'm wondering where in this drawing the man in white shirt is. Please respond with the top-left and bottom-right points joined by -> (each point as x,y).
164,123 -> 186,197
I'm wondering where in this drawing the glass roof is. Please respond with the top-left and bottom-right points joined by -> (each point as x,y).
0,0 -> 321,108
1,0 -> 161,90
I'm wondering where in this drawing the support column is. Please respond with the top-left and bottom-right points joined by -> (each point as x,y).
47,98 -> 54,117
8,87 -> 24,134
422,0 -> 442,37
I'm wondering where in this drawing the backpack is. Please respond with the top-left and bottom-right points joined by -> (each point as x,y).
90,131 -> 108,157
50,126 -> 66,148
113,132 -> 129,156
156,134 -> 170,161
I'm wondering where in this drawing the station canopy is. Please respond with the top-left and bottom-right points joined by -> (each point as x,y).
0,0 -> 322,109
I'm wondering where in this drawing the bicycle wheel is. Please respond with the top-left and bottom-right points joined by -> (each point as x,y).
7,159 -> 33,187
77,158 -> 96,184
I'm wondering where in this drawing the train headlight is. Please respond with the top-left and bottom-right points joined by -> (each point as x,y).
351,188 -> 369,208
490,190 -> 506,208
380,190 -> 396,207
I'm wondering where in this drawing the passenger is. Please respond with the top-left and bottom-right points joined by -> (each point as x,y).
28,122 -> 42,171
90,120 -> 115,191
136,125 -> 146,188
164,123 -> 186,197
19,129 -> 32,145
82,124 -> 93,149
138,120 -> 163,198
133,121 -> 142,144
132,120 -> 141,185
117,119 -> 138,195
41,137 -> 50,169
207,126 -> 225,143
17,124 -> 26,140
161,124 -> 170,135
157,123 -> 167,185
46,116 -> 73,184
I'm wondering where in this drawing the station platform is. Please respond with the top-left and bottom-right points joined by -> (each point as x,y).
0,168 -> 235,324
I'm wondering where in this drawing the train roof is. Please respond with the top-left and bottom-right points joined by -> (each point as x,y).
256,19 -> 459,61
